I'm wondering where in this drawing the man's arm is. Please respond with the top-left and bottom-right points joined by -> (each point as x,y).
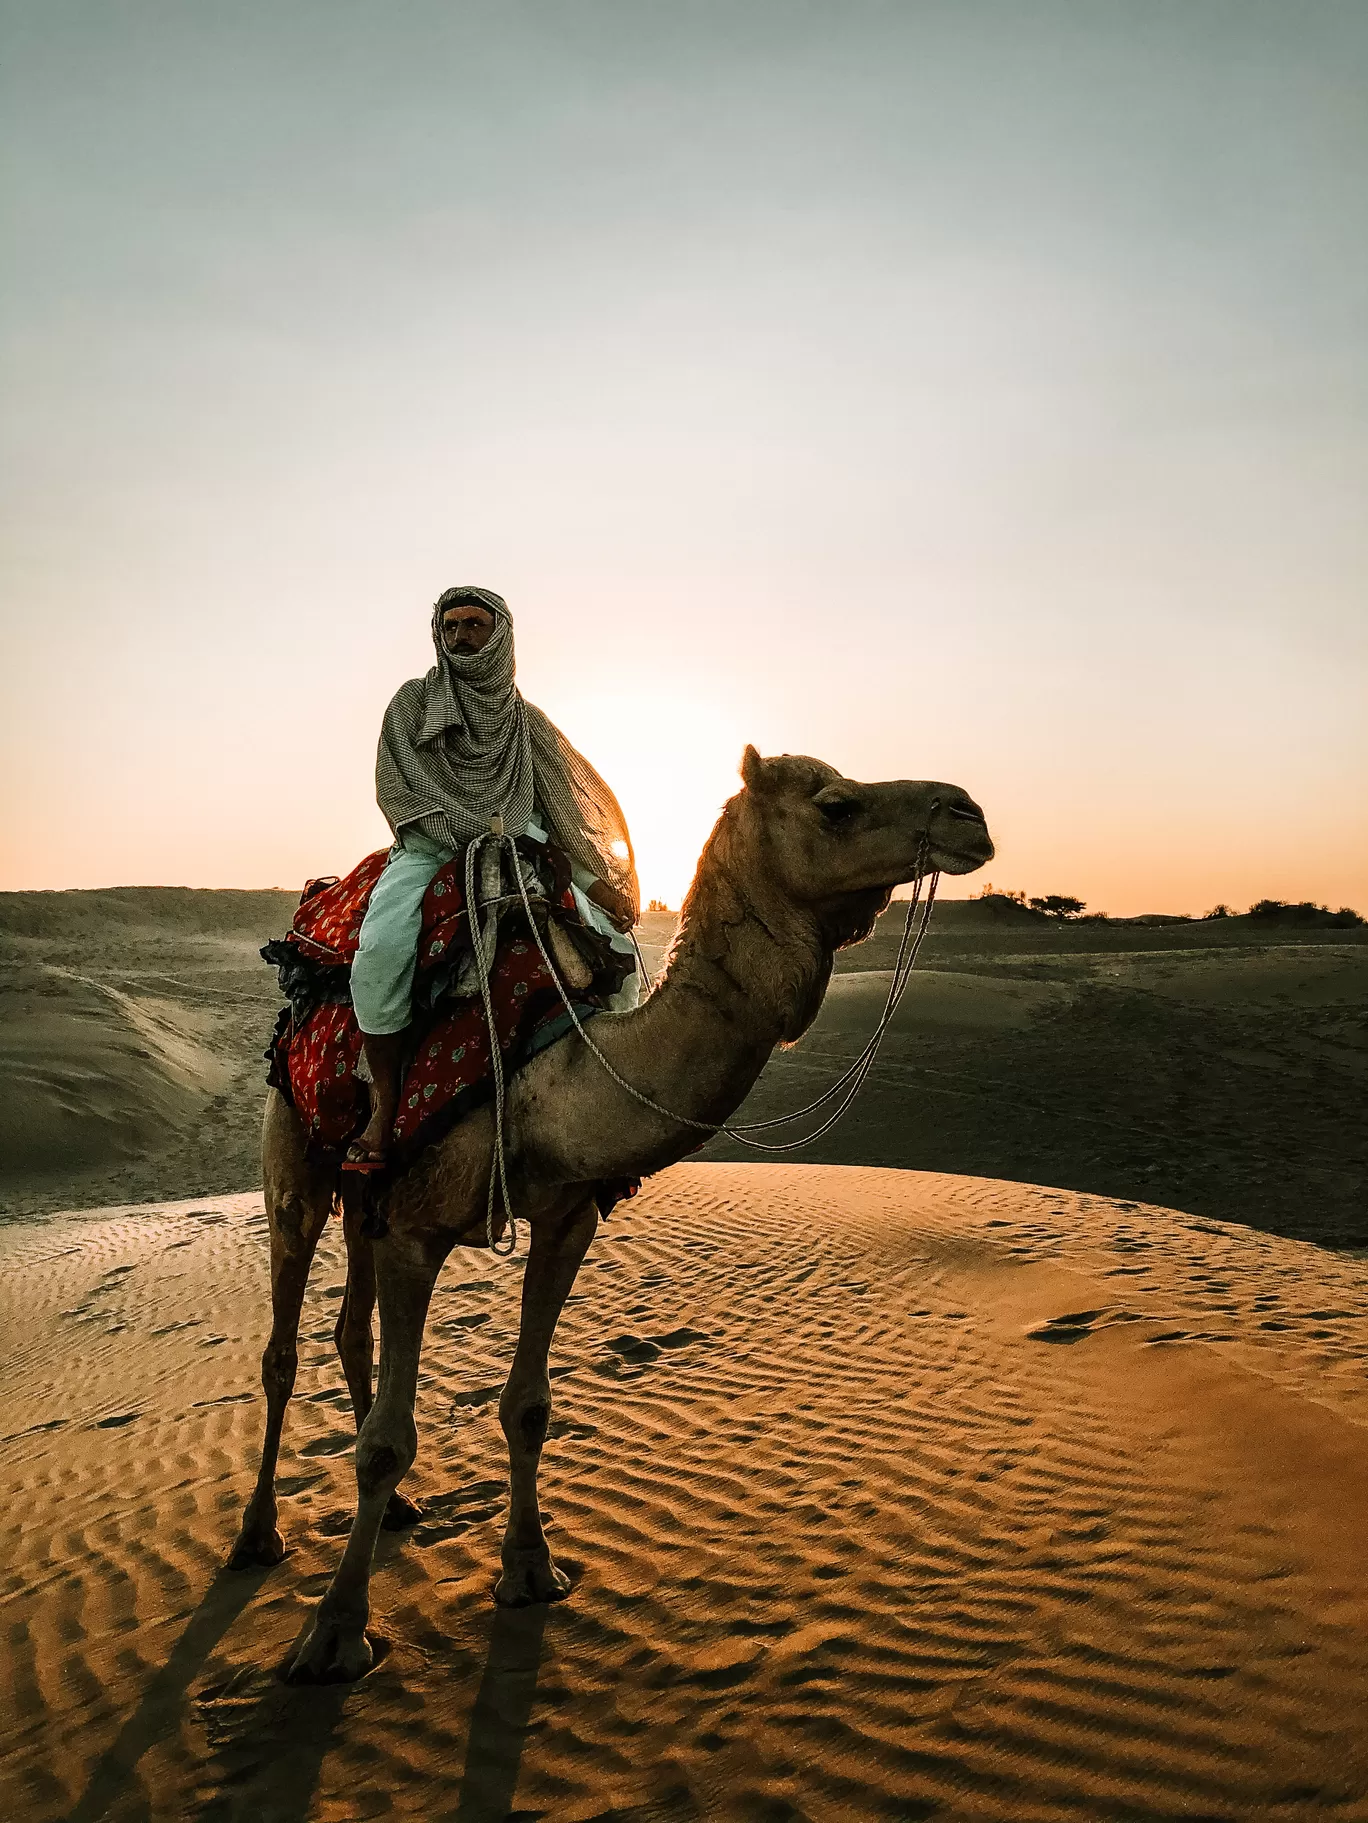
582,877 -> 634,932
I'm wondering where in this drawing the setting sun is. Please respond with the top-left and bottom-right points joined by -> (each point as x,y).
548,685 -> 762,911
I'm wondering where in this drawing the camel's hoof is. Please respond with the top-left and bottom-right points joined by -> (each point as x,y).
287,1609 -> 374,1684
227,1522 -> 285,1571
381,1490 -> 423,1531
494,1547 -> 572,1607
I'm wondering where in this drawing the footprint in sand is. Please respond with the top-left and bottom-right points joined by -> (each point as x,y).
299,1430 -> 355,1457
548,1417 -> 597,1441
595,1327 -> 711,1376
449,1382 -> 504,1410
1028,1307 -> 1136,1344
412,1478 -> 506,1544
1028,1307 -> 1192,1347
3,1418 -> 69,1441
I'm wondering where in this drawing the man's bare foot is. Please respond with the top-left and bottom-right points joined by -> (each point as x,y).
346,1120 -> 391,1166
348,1086 -> 399,1162
350,1029 -> 407,1162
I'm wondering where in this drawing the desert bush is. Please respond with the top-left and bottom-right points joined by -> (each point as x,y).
1246,899 -> 1363,928
1028,894 -> 1086,920
970,884 -> 1028,904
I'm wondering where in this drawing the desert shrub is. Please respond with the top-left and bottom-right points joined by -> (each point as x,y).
1246,899 -> 1363,928
967,893 -> 1046,919
1028,894 -> 1086,919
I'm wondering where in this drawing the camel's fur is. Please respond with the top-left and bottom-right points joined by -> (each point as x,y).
229,749 -> 992,1682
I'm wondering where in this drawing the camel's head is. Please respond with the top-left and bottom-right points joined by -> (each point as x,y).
731,745 -> 994,947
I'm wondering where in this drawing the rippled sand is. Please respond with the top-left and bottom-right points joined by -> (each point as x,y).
3,1163 -> 1367,1820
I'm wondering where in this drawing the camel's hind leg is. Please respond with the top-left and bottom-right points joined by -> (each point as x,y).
228,1088 -> 335,1570
496,1198 -> 598,1606
335,1201 -> 423,1531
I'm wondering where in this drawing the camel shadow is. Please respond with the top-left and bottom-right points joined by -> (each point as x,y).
64,1565 -> 266,1823
192,1591 -> 552,1822
61,1558 -> 552,1821
187,1634 -> 370,1823
447,1601 -> 551,1821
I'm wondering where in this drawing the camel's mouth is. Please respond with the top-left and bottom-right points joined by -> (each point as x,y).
934,844 -> 993,873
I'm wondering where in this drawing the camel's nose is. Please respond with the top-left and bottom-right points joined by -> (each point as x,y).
927,789 -> 994,869
930,791 -> 986,828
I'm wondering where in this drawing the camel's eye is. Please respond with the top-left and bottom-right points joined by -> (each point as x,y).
816,795 -> 861,827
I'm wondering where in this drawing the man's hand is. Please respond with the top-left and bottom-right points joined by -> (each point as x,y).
584,878 -> 634,932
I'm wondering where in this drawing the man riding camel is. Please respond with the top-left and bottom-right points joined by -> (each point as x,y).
348,585 -> 638,1163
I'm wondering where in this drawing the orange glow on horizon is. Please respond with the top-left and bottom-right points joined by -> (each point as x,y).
1,11 -> 1364,919
551,686 -> 757,912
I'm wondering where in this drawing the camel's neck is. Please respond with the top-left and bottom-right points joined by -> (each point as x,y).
500,807 -> 886,1198
650,862 -> 829,1062
560,833 -> 835,1178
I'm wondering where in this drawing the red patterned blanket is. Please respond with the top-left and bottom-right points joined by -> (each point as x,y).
263,845 -> 624,1162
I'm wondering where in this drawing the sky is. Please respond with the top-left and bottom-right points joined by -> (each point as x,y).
2,0 -> 1365,914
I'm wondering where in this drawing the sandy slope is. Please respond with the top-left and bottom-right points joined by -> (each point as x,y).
703,938 -> 1368,1248
0,902 -> 679,1219
3,1163 -> 1368,1821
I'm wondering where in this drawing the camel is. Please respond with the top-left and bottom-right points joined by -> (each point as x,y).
229,746 -> 993,1682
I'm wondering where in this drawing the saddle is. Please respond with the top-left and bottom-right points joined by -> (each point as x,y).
262,838 -> 635,1172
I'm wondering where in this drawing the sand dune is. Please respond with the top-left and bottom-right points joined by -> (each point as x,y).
703,926 -> 1368,1249
3,892 -> 1364,1247
3,1163 -> 1367,1820
0,894 -> 290,1213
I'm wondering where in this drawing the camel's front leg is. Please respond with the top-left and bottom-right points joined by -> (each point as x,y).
289,1237 -> 439,1682
496,1199 -> 598,1606
228,1184 -> 331,1569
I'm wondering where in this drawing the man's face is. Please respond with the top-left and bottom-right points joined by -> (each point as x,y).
441,602 -> 497,655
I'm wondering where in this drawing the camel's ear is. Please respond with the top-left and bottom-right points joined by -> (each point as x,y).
740,744 -> 766,793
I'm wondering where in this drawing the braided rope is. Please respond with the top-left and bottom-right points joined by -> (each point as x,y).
505,831 -> 939,1148
464,822 -> 940,1252
464,834 -> 518,1258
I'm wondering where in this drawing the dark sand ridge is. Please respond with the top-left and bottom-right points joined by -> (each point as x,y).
2,1164 -> 1367,1820
704,913 -> 1368,1250
3,891 -> 1364,1246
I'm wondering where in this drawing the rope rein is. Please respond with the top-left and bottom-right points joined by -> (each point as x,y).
464,834 -> 519,1258
463,823 -> 941,1256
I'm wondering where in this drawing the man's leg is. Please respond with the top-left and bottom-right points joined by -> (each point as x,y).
348,833 -> 452,1160
353,1031 -> 407,1159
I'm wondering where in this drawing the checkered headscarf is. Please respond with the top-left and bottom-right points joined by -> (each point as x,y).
375,587 -> 638,923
